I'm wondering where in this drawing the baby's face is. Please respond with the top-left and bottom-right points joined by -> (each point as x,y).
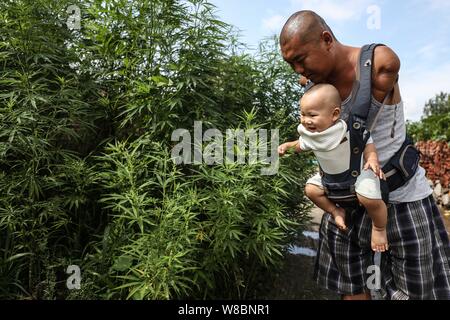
300,99 -> 339,133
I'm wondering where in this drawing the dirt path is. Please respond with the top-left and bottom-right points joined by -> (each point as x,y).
263,206 -> 338,300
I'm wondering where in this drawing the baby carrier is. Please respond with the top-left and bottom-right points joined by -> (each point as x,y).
307,43 -> 420,209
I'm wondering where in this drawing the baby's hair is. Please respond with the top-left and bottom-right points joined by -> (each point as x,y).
300,84 -> 342,110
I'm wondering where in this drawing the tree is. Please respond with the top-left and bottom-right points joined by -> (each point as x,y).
407,92 -> 450,142
423,92 -> 450,118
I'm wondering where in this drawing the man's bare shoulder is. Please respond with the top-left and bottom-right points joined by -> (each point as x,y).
373,45 -> 400,77
372,45 -> 401,101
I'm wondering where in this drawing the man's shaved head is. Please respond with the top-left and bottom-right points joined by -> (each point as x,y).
301,84 -> 341,111
280,11 -> 336,46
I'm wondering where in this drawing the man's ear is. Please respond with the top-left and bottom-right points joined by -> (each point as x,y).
321,31 -> 333,49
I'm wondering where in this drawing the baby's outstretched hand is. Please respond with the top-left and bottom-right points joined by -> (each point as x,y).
278,144 -> 288,157
278,141 -> 299,157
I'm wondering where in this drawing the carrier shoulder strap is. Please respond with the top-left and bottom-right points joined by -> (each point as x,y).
351,43 -> 386,120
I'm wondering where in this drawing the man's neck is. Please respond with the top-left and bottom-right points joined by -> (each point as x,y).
326,44 -> 360,100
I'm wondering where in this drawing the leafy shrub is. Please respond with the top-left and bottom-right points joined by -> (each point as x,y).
0,0 -> 314,299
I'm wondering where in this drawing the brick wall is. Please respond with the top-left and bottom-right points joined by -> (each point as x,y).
416,140 -> 450,207
416,141 -> 450,187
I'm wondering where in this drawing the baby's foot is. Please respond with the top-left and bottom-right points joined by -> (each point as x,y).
371,225 -> 389,252
331,207 -> 347,231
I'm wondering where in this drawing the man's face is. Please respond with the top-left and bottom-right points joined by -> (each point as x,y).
281,34 -> 332,84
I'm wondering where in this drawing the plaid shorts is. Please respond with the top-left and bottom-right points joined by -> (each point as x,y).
313,195 -> 450,299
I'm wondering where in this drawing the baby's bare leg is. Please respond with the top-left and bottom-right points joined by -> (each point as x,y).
305,184 -> 347,231
357,194 -> 388,252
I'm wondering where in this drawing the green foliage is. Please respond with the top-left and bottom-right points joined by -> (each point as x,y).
0,0 -> 105,299
423,92 -> 450,118
0,0 -> 314,299
407,92 -> 450,142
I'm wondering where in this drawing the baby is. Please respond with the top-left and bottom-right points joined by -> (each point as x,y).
278,84 -> 388,252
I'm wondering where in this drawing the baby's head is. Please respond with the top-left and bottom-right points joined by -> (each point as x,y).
299,83 -> 342,133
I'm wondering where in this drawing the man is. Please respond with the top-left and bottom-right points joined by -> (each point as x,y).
280,10 -> 450,300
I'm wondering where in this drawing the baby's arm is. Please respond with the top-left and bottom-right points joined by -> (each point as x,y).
363,143 -> 385,179
278,140 -> 301,156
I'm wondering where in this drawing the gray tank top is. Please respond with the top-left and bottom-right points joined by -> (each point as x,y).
341,94 -> 432,203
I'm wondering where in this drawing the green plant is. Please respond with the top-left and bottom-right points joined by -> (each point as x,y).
0,0 -> 314,300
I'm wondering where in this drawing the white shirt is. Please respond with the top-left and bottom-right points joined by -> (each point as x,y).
298,120 -> 373,175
